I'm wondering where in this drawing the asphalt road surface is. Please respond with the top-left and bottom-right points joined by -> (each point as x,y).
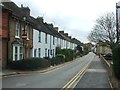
74,55 -> 111,88
2,52 -> 110,88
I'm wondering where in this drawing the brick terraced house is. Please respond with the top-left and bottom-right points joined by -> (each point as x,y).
1,2 -> 34,68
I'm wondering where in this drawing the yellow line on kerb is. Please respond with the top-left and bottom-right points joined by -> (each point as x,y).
62,55 -> 95,90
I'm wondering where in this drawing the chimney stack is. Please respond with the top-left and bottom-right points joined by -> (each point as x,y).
36,17 -> 44,23
48,24 -> 53,28
69,36 -> 71,39
54,27 -> 58,32
59,31 -> 64,34
64,33 -> 68,36
21,5 -> 30,16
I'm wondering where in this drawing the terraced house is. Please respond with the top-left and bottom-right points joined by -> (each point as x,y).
32,17 -> 57,58
1,2 -> 33,68
1,1 -> 82,68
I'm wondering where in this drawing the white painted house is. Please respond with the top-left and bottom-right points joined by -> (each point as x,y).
32,17 -> 81,59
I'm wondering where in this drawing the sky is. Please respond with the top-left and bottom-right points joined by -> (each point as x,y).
10,0 -> 120,43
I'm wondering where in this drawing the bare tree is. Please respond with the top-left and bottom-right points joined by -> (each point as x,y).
88,12 -> 116,48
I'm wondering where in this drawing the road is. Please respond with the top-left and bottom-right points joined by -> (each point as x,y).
2,52 -> 110,88
74,55 -> 111,88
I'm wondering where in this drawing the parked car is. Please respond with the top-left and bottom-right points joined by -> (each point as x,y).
103,53 -> 112,60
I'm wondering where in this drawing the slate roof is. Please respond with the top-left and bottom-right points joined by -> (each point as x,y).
43,23 -> 65,39
30,16 -> 53,35
59,31 -> 71,42
2,1 -> 34,24
71,38 -> 83,46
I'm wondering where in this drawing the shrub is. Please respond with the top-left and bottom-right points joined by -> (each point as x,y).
112,44 -> 120,80
61,49 -> 74,62
55,47 -> 61,54
51,54 -> 65,65
9,58 -> 50,70
56,54 -> 65,63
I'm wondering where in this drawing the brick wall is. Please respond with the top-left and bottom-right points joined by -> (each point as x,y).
9,17 -> 33,61
1,10 -> 9,68
2,39 -> 7,68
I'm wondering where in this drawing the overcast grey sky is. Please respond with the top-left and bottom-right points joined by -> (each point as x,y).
11,0 -> 119,43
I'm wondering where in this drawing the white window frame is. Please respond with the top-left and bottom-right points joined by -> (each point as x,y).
15,22 -> 20,38
13,45 -> 23,61
19,47 -> 23,60
45,48 -> 47,57
25,25 -> 29,40
38,31 -> 41,42
34,49 -> 37,57
53,36 -> 55,45
38,48 -> 41,57
45,33 -> 47,44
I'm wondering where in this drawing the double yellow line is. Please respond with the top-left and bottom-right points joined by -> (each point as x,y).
62,55 -> 95,90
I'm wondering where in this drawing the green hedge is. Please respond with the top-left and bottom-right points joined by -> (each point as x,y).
51,54 -> 65,65
56,54 -> 65,63
112,44 -> 120,80
9,58 -> 50,70
61,49 -> 74,62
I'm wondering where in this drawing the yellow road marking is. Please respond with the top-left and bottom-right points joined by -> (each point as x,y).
62,55 -> 95,90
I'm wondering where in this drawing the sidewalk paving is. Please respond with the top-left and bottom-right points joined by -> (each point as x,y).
1,65 -> 61,78
0,58 -> 78,78
74,55 -> 111,88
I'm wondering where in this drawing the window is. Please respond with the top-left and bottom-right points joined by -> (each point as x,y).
25,25 -> 29,39
15,22 -> 20,38
48,49 -> 50,57
57,38 -> 58,44
15,47 -> 18,61
45,33 -> 47,44
50,49 -> 52,55
53,49 -> 54,57
19,47 -> 23,60
13,45 -> 23,61
64,40 -> 65,47
45,48 -> 47,57
34,49 -> 37,57
38,48 -> 41,57
53,36 -> 55,45
38,31 -> 41,42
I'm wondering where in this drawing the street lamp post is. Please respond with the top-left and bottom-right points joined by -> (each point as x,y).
21,17 -> 27,60
116,3 -> 120,43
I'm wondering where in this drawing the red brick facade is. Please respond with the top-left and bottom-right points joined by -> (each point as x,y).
1,8 -> 10,68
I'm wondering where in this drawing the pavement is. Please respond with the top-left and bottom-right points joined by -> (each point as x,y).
1,66 -> 61,78
74,55 -> 112,88
0,58 -> 76,78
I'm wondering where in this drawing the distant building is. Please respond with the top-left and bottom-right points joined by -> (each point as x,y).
96,43 -> 112,55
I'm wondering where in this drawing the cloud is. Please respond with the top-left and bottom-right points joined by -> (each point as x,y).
12,0 -> 119,43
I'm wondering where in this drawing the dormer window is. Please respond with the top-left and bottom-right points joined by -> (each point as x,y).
15,22 -> 20,38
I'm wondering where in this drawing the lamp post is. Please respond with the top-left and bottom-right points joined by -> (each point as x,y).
116,3 -> 120,43
21,17 -> 27,60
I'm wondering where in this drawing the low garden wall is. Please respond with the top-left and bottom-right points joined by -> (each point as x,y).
100,55 -> 120,89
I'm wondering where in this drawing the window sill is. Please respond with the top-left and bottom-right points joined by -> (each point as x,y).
15,36 -> 20,39
26,38 -> 29,41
